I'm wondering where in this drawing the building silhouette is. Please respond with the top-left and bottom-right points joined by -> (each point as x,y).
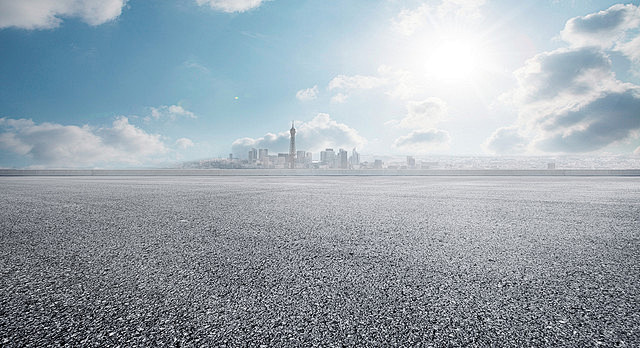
338,149 -> 348,169
248,148 -> 258,163
258,148 -> 268,162
289,122 -> 296,169
350,148 -> 360,167
296,150 -> 309,167
407,156 -> 415,168
277,153 -> 288,166
320,148 -> 335,167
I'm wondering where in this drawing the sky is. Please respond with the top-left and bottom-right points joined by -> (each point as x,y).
0,0 -> 639,168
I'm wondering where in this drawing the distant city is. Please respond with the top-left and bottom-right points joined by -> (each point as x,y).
178,153 -> 640,170
235,146 -> 369,170
177,124 -> 640,170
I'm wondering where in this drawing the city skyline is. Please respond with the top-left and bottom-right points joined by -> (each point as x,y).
187,139 -> 640,171
238,144 -> 361,169
1,1 -> 639,168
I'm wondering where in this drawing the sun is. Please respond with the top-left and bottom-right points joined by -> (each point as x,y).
426,35 -> 488,82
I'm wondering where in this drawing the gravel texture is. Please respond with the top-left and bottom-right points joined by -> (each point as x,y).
0,176 -> 639,347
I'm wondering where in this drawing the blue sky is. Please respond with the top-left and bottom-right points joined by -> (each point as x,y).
0,0 -> 639,168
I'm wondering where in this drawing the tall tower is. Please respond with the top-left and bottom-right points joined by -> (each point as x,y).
289,121 -> 296,169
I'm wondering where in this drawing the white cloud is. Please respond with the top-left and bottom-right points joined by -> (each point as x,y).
98,116 -> 166,156
328,74 -> 387,91
326,74 -> 388,104
0,118 -> 35,129
330,93 -> 348,104
483,126 -> 529,154
560,4 -> 640,67
560,4 -> 640,49
0,116 -> 168,167
175,137 -> 194,150
618,35 -> 640,63
0,0 -> 127,30
487,9 -> 640,155
392,0 -> 485,36
393,129 -> 451,153
437,0 -> 485,20
195,0 -> 268,13
510,47 -> 618,118
182,59 -> 211,73
148,105 -> 197,121
635,145 -> 640,156
510,47 -> 640,153
388,97 -> 450,154
533,89 -> 640,153
377,65 -> 417,99
326,65 -> 417,102
296,85 -> 319,101
392,98 -> 448,129
393,3 -> 431,36
231,113 -> 366,157
0,132 -> 32,155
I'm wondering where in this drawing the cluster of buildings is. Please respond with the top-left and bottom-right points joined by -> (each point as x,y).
241,122 -> 373,169
189,151 -> 435,169
245,147 -> 365,169
179,153 -> 640,171
177,123 -> 640,170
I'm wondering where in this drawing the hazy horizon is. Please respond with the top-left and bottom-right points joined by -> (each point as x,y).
3,153 -> 640,171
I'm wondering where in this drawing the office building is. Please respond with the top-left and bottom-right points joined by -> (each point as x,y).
320,148 -> 335,166
338,149 -> 348,169
350,148 -> 360,166
248,148 -> 258,163
258,148 -> 268,162
407,156 -> 415,168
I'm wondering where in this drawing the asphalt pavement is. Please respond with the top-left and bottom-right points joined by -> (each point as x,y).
1,176 -> 638,346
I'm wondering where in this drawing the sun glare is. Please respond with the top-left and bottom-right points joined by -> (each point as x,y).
426,36 -> 487,82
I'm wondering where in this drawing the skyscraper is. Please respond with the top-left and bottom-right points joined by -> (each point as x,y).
406,156 -> 415,168
258,148 -> 268,162
248,148 -> 258,163
320,148 -> 335,167
338,148 -> 348,169
296,150 -> 306,166
289,122 -> 296,169
350,148 -> 360,166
